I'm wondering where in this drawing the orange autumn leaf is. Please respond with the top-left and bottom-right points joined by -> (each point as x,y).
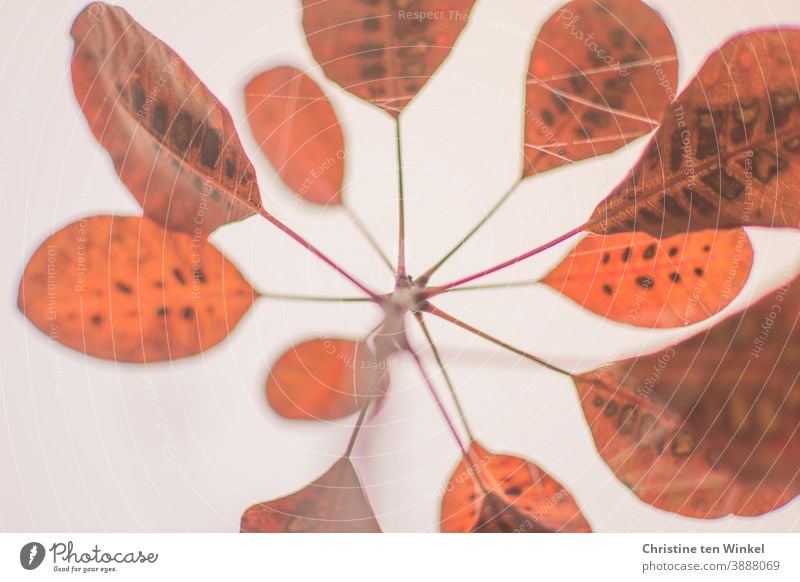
40,0 -> 800,534
71,2 -> 261,236
573,273 -> 800,518
543,228 -> 753,327
441,442 -> 591,532
266,338 -> 389,420
302,0 -> 476,116
245,67 -> 345,206
18,215 -> 255,363
523,0 -> 677,176
241,457 -> 382,532
590,28 -> 800,236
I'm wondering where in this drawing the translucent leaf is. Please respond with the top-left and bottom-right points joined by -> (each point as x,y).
241,457 -> 382,532
573,274 -> 800,517
246,67 -> 345,205
266,338 -> 389,420
302,0 -> 476,116
441,442 -> 591,532
18,215 -> 255,363
71,2 -> 262,235
523,0 -> 677,176
543,228 -> 753,327
590,29 -> 800,236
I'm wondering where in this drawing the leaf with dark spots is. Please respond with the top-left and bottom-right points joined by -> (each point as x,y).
70,2 -> 262,236
543,228 -> 753,327
440,442 -> 591,532
266,338 -> 389,420
17,215 -> 256,362
523,0 -> 677,176
589,29 -> 800,236
245,67 -> 345,206
572,273 -> 800,517
241,457 -> 382,532
302,0 -> 476,116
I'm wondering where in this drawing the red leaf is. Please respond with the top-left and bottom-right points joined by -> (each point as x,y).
573,274 -> 800,517
241,457 -> 382,532
524,0 -> 677,176
266,338 -> 389,420
245,67 -> 345,206
590,28 -> 800,236
18,216 -> 256,363
71,2 -> 262,236
441,442 -> 591,532
543,228 -> 753,327
302,0 -> 476,116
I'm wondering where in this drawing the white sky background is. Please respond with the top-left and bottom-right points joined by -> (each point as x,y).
2,0 -> 800,532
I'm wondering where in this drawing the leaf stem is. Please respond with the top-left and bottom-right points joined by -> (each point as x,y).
344,395 -> 376,458
419,177 -> 522,284
424,225 -> 583,298
413,313 -> 476,443
434,279 -> 535,294
395,117 -> 407,279
408,345 -> 467,455
343,204 -> 395,274
259,292 -> 373,303
425,304 -> 572,377
258,207 -> 381,300
344,318 -> 391,458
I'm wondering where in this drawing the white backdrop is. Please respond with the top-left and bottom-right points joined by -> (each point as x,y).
2,0 -> 800,532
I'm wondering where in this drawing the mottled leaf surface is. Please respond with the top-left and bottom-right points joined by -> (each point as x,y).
241,457 -> 382,532
440,442 -> 591,532
18,215 -> 255,362
523,0 -> 677,176
71,2 -> 261,236
302,0 -> 476,116
590,29 -> 800,236
543,228 -> 753,327
573,274 -> 800,517
246,67 -> 345,205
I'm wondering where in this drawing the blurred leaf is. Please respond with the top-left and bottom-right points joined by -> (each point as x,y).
573,274 -> 800,517
266,338 -> 389,420
246,67 -> 345,206
241,457 -> 382,532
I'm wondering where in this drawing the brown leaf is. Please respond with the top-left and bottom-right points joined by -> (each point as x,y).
241,457 -> 382,532
523,0 -> 677,176
18,215 -> 256,363
245,67 -> 345,205
266,338 -> 389,420
589,29 -> 800,236
71,2 -> 262,236
302,0 -> 476,116
440,441 -> 591,532
543,228 -> 753,327
523,0 -> 678,176
573,274 -> 800,517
